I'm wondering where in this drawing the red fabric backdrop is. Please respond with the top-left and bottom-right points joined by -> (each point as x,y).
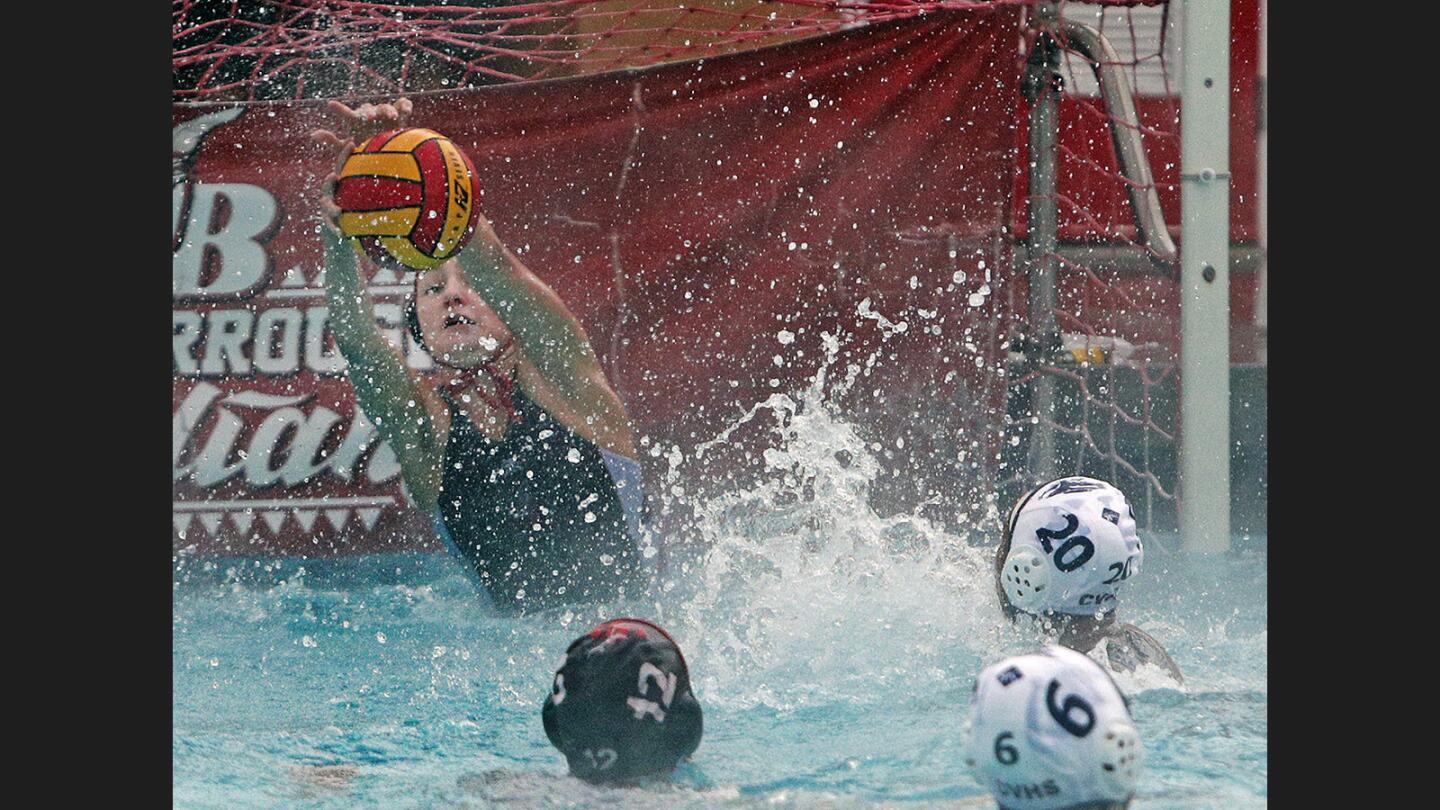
174,6 -> 1043,555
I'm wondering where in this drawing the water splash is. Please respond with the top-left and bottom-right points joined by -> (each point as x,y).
645,308 -> 1044,711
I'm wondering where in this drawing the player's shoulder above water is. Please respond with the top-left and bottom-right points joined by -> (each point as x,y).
1105,622 -> 1183,683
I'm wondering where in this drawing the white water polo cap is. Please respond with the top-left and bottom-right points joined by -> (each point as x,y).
964,646 -> 1143,810
1002,477 -> 1143,617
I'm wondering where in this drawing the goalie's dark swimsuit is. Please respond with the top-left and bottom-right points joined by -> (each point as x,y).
424,338 -> 649,612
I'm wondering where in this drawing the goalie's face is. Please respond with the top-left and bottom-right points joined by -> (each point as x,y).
414,261 -> 511,366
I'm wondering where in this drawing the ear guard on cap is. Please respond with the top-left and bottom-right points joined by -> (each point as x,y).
1092,719 -> 1143,796
1001,545 -> 1051,611
959,715 -> 981,772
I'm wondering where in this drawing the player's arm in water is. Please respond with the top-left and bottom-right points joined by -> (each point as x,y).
451,218 -> 638,460
318,202 -> 446,510
1095,622 -> 1180,680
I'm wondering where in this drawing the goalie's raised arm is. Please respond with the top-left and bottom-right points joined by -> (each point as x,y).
452,216 -> 638,461
317,200 -> 446,510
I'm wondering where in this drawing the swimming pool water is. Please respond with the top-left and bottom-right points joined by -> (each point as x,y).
173,533 -> 1266,809
175,368 -> 1265,808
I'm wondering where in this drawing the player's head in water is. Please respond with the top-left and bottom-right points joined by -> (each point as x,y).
993,477 -> 1182,681
403,260 -> 514,369
995,477 -> 1141,632
542,617 -> 703,784
964,646 -> 1143,810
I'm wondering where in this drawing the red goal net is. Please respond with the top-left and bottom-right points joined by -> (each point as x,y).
174,0 -> 1011,99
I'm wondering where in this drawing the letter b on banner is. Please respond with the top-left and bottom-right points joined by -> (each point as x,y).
173,183 -> 278,300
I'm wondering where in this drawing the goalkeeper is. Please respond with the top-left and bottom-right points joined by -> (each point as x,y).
313,99 -> 649,612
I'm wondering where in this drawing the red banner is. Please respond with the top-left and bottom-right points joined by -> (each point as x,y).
173,8 -> 1025,555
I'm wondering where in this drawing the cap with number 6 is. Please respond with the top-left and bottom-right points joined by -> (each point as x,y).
541,618 -> 703,783
963,646 -> 1142,810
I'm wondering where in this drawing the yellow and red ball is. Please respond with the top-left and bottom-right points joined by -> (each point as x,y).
334,128 -> 481,270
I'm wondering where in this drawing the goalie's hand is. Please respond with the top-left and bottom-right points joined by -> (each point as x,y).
317,171 -> 346,237
313,133 -> 357,236
310,98 -> 413,157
